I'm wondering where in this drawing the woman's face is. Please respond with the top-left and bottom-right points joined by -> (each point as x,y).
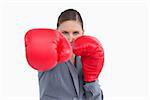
57,20 -> 84,44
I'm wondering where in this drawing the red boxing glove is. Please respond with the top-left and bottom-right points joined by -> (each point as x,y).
25,28 -> 72,72
72,36 -> 104,82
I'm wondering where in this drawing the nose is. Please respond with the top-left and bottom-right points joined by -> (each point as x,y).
68,33 -> 74,43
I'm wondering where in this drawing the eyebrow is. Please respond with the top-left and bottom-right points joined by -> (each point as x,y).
62,30 -> 79,33
62,31 -> 69,33
73,31 -> 79,33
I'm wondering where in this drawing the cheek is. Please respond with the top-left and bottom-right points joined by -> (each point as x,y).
63,34 -> 70,40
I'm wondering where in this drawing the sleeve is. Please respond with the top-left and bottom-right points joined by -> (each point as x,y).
83,80 -> 103,100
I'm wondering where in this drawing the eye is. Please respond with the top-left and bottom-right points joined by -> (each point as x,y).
62,31 -> 69,35
73,31 -> 79,35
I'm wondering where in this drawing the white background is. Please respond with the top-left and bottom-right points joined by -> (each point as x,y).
0,0 -> 150,100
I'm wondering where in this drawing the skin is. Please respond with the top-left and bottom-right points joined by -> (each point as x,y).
57,20 -> 84,64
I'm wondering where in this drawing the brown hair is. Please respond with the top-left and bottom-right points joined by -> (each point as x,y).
57,9 -> 84,30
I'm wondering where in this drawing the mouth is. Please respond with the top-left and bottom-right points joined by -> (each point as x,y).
70,42 -> 73,46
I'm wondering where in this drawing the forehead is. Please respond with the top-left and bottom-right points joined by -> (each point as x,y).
58,20 -> 82,31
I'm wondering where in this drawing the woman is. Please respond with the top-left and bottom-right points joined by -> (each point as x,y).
25,9 -> 104,100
